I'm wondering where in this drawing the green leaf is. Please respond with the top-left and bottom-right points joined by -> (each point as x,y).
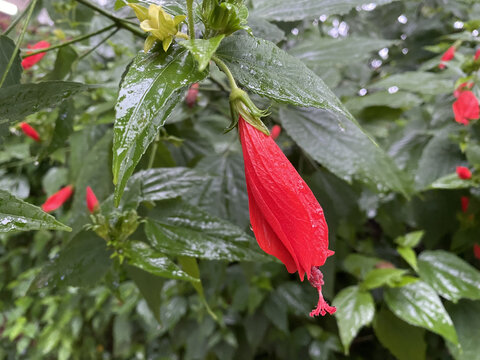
0,35 -> 22,88
279,107 -> 411,195
179,35 -> 225,71
251,0 -> 395,21
216,35 -> 354,124
0,189 -> 71,233
384,281 -> 458,345
429,172 -> 474,190
124,241 -> 199,282
43,102 -> 75,157
372,71 -> 452,96
343,254 -> 381,279
248,16 -> 285,44
397,246 -> 418,271
332,285 -> 375,354
417,250 -> 480,303
113,47 -> 207,205
373,307 -> 426,360
395,230 -> 424,248
0,81 -> 89,124
345,91 -> 423,114
47,45 -> 78,81
144,200 -> 270,262
445,300 -> 480,360
30,232 -> 111,290
362,268 -> 408,290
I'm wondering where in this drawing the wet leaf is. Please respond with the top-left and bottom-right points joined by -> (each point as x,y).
279,106 -> 412,195
113,47 -> 207,205
47,45 -> 78,81
0,35 -> 22,88
179,35 -> 225,71
345,91 -> 423,114
0,189 -> 71,233
372,71 -> 452,96
384,281 -> 458,345
332,285 -> 375,354
0,81 -> 89,124
429,173 -> 474,190
362,268 -> 408,290
248,16 -> 285,43
144,199 -> 270,262
417,250 -> 480,303
445,300 -> 480,360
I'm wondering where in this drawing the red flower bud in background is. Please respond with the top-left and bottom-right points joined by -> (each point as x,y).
456,166 -> 472,180
439,46 -> 455,69
86,186 -> 100,213
461,196 -> 469,213
239,116 -> 335,317
19,122 -> 40,142
474,243 -> 480,260
271,124 -> 281,140
475,49 -> 480,61
452,91 -> 479,125
453,82 -> 473,98
186,83 -> 199,108
41,185 -> 74,212
21,40 -> 50,70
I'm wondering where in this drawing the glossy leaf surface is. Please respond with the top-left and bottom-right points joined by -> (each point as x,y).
445,300 -> 480,360
179,35 -> 225,71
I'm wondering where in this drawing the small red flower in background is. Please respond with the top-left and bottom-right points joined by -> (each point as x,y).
239,116 -> 335,317
439,46 -> 455,69
86,186 -> 99,213
475,49 -> 480,61
21,40 -> 50,69
456,166 -> 472,180
452,91 -> 479,125
461,196 -> 469,213
19,122 -> 40,142
186,83 -> 199,108
41,185 -> 74,212
474,244 -> 480,260
271,125 -> 281,140
453,82 -> 473,98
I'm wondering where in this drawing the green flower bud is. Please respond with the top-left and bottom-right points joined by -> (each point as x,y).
201,0 -> 251,37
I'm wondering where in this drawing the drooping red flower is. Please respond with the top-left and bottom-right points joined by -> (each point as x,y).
474,244 -> 480,260
239,116 -> 335,317
19,122 -> 40,142
21,40 -> 50,70
452,91 -> 479,125
86,186 -> 99,213
475,49 -> 480,61
461,196 -> 469,213
456,166 -> 472,180
186,83 -> 199,108
439,46 -> 455,69
271,125 -> 282,141
41,185 -> 74,212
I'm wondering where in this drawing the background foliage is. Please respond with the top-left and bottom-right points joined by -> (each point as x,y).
1,0 -> 480,359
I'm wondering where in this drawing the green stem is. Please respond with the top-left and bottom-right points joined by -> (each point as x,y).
211,55 -> 238,91
76,28 -> 119,62
147,134 -> 160,169
22,24 -> 117,58
3,1 -> 30,36
0,0 -> 38,88
186,0 -> 195,39
75,0 -> 145,38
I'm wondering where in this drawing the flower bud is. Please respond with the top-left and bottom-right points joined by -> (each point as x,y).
42,185 -> 74,212
86,186 -> 100,213
19,122 -> 40,142
186,83 -> 199,108
271,125 -> 281,140
456,166 -> 472,180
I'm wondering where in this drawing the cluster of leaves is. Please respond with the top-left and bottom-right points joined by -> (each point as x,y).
1,0 -> 480,359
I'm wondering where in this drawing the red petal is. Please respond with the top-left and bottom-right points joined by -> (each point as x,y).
456,166 -> 472,180
86,186 -> 99,213
461,196 -> 469,213
21,41 -> 50,69
271,125 -> 282,140
19,122 -> 40,142
42,185 -> 74,212
474,244 -> 480,260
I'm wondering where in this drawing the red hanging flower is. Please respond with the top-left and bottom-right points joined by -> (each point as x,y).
19,122 -> 40,142
456,166 -> 472,180
41,185 -> 74,212
452,91 -> 479,125
86,186 -> 100,213
474,244 -> 480,260
21,40 -> 50,70
453,82 -> 473,98
271,124 -> 282,141
439,46 -> 455,69
239,116 -> 335,317
475,49 -> 480,61
461,196 -> 469,213
186,83 -> 199,108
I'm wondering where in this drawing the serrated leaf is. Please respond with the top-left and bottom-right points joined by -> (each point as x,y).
445,300 -> 480,360
372,71 -> 452,96
113,47 -> 207,205
252,0 -> 395,21
0,190 -> 71,233
417,250 -> 480,303
124,241 -> 198,282
179,35 -> 225,71
0,35 -> 22,88
332,285 -> 375,354
384,281 -> 458,345
373,307 -> 426,360
0,81 -> 89,124
30,232 -> 111,291
362,268 -> 408,290
429,173 -> 474,189
279,106 -> 411,195
144,199 -> 270,262
216,35 -> 354,124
